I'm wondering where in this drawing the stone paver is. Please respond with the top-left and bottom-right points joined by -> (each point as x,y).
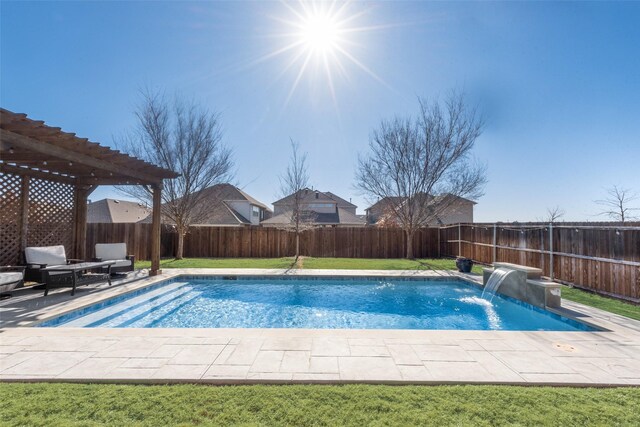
1,268 -> 639,385
168,345 -> 225,365
338,356 -> 402,381
203,364 -> 250,379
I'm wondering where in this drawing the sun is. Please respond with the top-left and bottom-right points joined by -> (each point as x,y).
254,1 -> 388,106
300,12 -> 340,54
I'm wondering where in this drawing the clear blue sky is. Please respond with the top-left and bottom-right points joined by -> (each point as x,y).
2,1 -> 639,221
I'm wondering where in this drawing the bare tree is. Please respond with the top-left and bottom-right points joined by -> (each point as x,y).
542,206 -> 565,223
277,140 -> 315,259
117,91 -> 233,259
356,92 -> 487,258
595,186 -> 639,223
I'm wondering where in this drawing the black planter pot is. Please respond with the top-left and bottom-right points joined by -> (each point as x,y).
456,257 -> 474,273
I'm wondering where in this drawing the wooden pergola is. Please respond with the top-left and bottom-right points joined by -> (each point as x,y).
0,108 -> 178,276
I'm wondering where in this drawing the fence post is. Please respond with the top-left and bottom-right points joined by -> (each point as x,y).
458,223 -> 461,256
549,223 -> 554,281
492,223 -> 497,265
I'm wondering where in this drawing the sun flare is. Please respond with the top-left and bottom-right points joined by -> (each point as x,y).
256,1 -> 388,106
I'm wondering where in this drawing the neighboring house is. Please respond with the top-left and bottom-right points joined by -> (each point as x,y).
87,199 -> 151,223
262,188 -> 365,228
365,194 -> 476,226
186,183 -> 272,227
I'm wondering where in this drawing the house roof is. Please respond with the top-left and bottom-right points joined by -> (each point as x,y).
366,196 -> 404,212
191,201 -> 251,226
87,199 -> 152,223
261,208 -> 366,226
336,208 -> 367,225
194,183 -> 271,211
366,194 -> 476,211
180,183 -> 269,226
236,188 -> 271,211
273,188 -> 356,208
324,192 -> 357,208
433,194 -> 477,205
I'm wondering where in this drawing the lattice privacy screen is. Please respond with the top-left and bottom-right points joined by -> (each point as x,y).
0,172 -> 75,265
0,173 -> 22,265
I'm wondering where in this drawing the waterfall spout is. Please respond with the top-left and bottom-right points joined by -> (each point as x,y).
481,268 -> 518,301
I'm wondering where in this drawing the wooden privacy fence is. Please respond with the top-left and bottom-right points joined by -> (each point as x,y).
84,222 -> 639,301
440,222 -> 640,302
85,224 -> 439,260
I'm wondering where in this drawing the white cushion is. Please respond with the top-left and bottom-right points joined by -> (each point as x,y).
47,270 -> 71,276
0,272 -> 22,286
95,243 -> 127,261
25,246 -> 67,266
110,259 -> 132,269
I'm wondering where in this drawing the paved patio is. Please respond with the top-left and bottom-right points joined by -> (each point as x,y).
1,269 -> 639,385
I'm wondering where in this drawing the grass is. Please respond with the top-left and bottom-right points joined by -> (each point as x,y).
136,257 -> 296,270
300,256 -> 485,273
2,383 -> 640,426
136,257 -> 484,274
561,286 -> 640,321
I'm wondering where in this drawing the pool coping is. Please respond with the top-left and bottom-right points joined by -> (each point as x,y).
1,268 -> 640,386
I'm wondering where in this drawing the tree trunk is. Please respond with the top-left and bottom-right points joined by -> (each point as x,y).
405,229 -> 414,259
295,233 -> 300,259
176,227 -> 185,260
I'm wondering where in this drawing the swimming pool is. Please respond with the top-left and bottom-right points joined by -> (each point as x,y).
39,276 -> 593,331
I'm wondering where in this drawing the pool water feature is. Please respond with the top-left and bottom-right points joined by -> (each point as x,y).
482,268 -> 517,301
39,277 -> 593,331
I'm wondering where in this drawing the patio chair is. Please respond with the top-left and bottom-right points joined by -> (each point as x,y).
24,245 -> 84,284
0,266 -> 25,299
94,243 -> 135,274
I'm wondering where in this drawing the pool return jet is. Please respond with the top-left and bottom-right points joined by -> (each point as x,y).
481,263 -> 562,309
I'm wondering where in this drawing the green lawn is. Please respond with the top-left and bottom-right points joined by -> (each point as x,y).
2,383 -> 639,426
561,286 -> 640,321
136,257 -> 296,270
137,256 -> 484,274
300,257 -> 484,273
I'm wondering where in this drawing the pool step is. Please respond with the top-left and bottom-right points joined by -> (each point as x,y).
62,282 -> 191,327
97,287 -> 194,328
118,292 -> 201,327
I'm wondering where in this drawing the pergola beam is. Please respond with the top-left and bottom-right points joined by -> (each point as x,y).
0,162 -> 77,185
76,177 -> 150,186
1,129 -> 163,184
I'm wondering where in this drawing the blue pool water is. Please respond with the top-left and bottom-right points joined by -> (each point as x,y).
39,277 -> 593,331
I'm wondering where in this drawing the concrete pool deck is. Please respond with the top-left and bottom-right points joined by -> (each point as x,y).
1,268 -> 639,385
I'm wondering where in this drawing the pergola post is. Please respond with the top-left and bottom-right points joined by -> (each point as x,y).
18,176 -> 30,254
74,184 -> 97,260
150,182 -> 163,276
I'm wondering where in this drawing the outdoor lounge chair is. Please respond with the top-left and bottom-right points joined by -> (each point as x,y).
24,245 -> 84,283
0,266 -> 25,299
94,243 -> 135,274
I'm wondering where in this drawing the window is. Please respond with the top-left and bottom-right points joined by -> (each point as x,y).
308,203 -> 334,209
252,205 -> 260,217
